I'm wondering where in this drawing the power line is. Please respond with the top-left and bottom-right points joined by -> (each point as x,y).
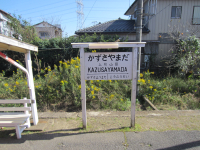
17,0 -> 72,13
126,0 -> 177,37
142,0 -> 177,27
31,16 -> 76,24
81,0 -> 98,29
21,2 -> 75,16
25,9 -> 76,20
25,8 -> 125,18
84,6 -> 127,9
85,9 -> 126,11
61,20 -> 77,24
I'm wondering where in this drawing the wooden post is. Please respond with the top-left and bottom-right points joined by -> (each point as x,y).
80,47 -> 87,129
25,51 -> 39,125
131,47 -> 138,127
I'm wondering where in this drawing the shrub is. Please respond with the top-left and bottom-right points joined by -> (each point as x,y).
138,70 -> 200,109
0,57 -> 132,111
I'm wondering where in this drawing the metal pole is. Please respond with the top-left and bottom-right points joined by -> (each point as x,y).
136,0 -> 143,95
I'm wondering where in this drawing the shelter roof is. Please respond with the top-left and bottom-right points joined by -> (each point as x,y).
0,34 -> 38,53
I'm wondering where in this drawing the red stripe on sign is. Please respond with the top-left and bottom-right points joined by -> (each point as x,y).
0,52 -> 7,59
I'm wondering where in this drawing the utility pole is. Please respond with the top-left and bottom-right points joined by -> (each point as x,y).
136,0 -> 143,95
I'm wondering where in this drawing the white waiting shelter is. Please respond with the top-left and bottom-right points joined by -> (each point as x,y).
72,42 -> 146,128
0,34 -> 39,128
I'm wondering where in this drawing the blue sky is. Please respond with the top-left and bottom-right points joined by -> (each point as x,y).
1,0 -> 135,37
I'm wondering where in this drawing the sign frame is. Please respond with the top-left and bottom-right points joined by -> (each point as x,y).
85,52 -> 133,80
72,42 -> 146,128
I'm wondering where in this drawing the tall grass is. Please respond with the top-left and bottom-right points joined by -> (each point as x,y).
0,59 -> 199,111
0,57 -> 132,111
138,70 -> 200,110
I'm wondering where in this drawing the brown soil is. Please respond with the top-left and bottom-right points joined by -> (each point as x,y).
37,111 -> 200,134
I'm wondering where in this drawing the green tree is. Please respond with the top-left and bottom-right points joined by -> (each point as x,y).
8,14 -> 38,43
0,15 -> 38,76
176,36 -> 200,75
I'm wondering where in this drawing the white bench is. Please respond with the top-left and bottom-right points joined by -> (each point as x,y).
0,98 -> 31,139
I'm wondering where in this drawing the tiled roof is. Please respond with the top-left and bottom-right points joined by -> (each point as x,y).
75,19 -> 150,34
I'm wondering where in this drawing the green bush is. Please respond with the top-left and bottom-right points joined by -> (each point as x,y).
0,57 -> 132,111
138,70 -> 200,109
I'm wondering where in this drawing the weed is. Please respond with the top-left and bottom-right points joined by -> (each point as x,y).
1,58 -> 200,111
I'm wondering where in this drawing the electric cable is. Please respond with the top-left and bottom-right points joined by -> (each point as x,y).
80,0 -> 98,29
17,0 -> 72,13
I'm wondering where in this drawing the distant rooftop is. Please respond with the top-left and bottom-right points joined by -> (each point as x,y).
33,21 -> 62,30
75,19 -> 150,34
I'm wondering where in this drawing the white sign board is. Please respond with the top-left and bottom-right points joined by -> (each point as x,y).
84,52 -> 132,80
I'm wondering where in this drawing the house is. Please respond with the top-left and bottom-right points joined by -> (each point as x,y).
75,0 -> 200,70
33,21 -> 62,39
0,9 -> 14,38
124,0 -> 200,68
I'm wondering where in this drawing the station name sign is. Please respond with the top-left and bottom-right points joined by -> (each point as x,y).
84,52 -> 132,80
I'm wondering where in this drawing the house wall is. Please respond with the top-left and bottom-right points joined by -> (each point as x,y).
0,12 -> 13,37
127,0 -> 200,69
34,22 -> 62,39
0,13 -> 2,34
155,43 -> 174,65
129,0 -> 200,41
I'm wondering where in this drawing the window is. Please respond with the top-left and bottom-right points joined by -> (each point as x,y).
40,32 -> 49,37
193,6 -> 200,24
2,21 -> 7,28
171,6 -> 182,19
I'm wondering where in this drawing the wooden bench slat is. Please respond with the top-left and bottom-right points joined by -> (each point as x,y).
0,112 -> 24,115
0,99 -> 31,104
0,99 -> 31,101
0,120 -> 27,124
0,123 -> 26,127
0,107 -> 31,111
0,118 -> 28,121
0,114 -> 31,119
0,117 -> 29,122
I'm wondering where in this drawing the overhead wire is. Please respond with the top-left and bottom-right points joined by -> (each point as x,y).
142,0 -> 177,28
80,0 -> 98,29
25,8 -> 124,20
19,5 -> 124,22
17,0 -> 72,13
21,2 -> 75,16
25,9 -> 76,20
125,0 -> 178,37
7,0 -> 130,36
